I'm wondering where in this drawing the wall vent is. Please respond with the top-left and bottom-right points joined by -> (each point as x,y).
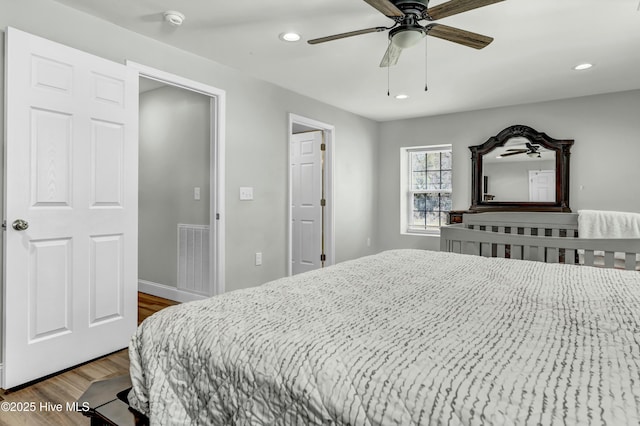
177,224 -> 210,295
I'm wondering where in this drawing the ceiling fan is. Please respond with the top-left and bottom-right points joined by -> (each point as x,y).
308,0 -> 504,67
500,142 -> 542,158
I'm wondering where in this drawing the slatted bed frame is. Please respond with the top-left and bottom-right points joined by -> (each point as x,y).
440,212 -> 640,270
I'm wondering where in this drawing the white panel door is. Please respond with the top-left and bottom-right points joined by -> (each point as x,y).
529,170 -> 556,202
3,27 -> 139,388
291,132 -> 323,275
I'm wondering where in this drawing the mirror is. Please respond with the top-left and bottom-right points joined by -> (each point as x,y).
483,137 -> 556,202
469,125 -> 573,212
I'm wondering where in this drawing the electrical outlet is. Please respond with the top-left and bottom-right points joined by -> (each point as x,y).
255,252 -> 262,266
240,187 -> 254,201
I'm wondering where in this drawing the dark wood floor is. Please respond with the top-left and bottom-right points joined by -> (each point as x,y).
0,293 -> 178,426
138,292 -> 179,324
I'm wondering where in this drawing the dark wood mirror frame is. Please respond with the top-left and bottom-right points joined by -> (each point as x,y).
469,125 -> 574,212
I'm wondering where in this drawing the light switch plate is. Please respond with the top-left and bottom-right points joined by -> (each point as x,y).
194,187 -> 201,200
239,186 -> 254,200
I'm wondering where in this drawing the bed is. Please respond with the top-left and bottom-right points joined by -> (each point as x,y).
128,244 -> 640,425
440,211 -> 640,270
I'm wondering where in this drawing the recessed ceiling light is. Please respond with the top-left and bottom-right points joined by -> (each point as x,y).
395,94 -> 409,100
163,10 -> 185,26
573,63 -> 593,71
279,32 -> 301,42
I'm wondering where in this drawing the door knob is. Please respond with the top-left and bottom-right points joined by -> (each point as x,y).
12,219 -> 29,231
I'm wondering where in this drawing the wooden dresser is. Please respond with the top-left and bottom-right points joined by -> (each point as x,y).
447,210 -> 475,224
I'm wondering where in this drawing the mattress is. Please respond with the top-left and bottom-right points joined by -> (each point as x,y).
128,249 -> 640,425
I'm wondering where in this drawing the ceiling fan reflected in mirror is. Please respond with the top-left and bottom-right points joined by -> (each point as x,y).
308,0 -> 504,68
500,142 -> 542,158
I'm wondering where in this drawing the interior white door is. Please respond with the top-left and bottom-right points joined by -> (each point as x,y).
3,27 -> 139,388
291,132 -> 323,275
529,170 -> 556,202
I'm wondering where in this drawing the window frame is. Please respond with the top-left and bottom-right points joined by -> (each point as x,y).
401,144 -> 453,236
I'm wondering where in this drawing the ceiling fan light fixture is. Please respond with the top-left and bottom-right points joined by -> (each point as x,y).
395,93 -> 409,100
279,32 -> 301,42
163,10 -> 185,26
391,29 -> 424,49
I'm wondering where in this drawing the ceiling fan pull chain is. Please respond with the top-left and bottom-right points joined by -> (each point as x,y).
424,36 -> 429,92
387,39 -> 391,96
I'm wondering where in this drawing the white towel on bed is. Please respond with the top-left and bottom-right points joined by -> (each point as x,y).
577,209 -> 640,267
578,209 -> 640,239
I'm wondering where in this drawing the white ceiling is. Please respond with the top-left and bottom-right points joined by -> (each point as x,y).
51,0 -> 640,121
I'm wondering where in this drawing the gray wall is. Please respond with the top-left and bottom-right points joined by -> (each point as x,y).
378,89 -> 640,251
139,85 -> 210,288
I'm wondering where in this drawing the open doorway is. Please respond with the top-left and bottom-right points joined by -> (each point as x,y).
288,114 -> 335,276
130,62 -> 226,300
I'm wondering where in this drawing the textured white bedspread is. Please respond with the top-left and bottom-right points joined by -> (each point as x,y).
128,249 -> 640,425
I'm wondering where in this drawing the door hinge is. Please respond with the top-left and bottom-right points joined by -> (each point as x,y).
216,213 -> 220,220
320,199 -> 326,207
320,254 -> 326,262
1,220 -> 6,231
320,143 -> 326,151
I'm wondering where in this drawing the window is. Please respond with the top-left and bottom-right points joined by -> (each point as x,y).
403,145 -> 452,234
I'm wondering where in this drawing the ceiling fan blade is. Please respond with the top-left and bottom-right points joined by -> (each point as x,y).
363,0 -> 405,17
426,0 -> 504,20
525,142 -> 540,151
379,42 -> 403,67
308,27 -> 387,44
426,24 -> 493,49
500,151 -> 525,157
506,149 -> 527,152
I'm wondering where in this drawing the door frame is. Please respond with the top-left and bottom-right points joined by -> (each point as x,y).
128,61 -> 226,296
287,113 -> 335,276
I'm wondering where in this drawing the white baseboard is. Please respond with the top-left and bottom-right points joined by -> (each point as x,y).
138,280 -> 208,303
0,363 -> 4,389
